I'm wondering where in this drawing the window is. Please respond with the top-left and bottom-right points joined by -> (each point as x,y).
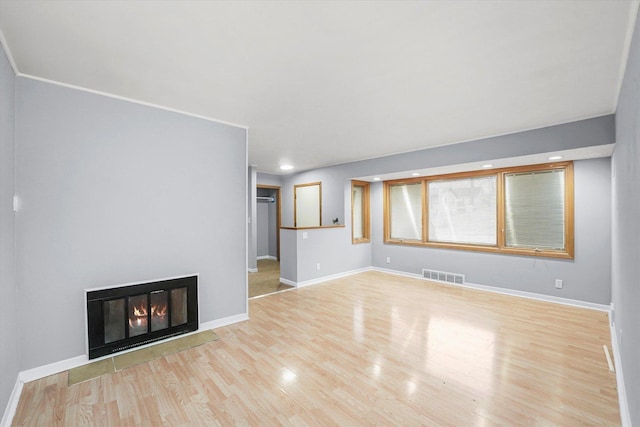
351,181 -> 370,243
388,182 -> 423,241
504,169 -> 565,250
428,175 -> 497,245
383,162 -> 574,258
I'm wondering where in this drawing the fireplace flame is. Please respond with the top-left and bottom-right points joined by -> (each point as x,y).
133,304 -> 147,317
152,304 -> 167,318
128,302 -> 168,331
129,302 -> 148,330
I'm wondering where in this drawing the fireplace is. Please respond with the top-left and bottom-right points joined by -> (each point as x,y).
86,275 -> 198,359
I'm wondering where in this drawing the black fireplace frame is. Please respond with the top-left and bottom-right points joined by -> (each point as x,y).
86,274 -> 198,359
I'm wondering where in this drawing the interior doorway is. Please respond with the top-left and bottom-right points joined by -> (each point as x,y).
256,185 -> 281,261
250,185 -> 292,298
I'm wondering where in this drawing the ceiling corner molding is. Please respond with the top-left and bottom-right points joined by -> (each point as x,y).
614,0 -> 640,110
18,73 -> 250,131
0,27 -> 20,76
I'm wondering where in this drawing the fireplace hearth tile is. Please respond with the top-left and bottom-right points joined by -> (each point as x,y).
68,330 -> 219,385
114,330 -> 219,370
68,358 -> 115,386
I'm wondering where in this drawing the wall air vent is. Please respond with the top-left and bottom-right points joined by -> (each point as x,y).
422,269 -> 465,285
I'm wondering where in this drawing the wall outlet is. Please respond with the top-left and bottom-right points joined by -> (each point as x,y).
386,257 -> 391,264
555,279 -> 563,289
316,263 -> 320,271
302,232 -> 308,239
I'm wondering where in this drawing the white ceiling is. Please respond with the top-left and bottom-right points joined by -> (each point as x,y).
0,1 -> 637,174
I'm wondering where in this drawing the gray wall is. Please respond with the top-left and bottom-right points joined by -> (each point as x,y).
279,170 -> 373,283
279,229 -> 297,282
371,158 -> 611,304
279,227 -> 371,284
280,116 -> 614,228
613,5 -> 640,424
281,169 -> 345,227
277,116 -> 613,303
15,77 -> 247,370
256,172 -> 282,188
0,42 -> 18,419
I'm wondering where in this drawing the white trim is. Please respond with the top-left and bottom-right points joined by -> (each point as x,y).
279,277 -> 297,287
245,130 -> 250,316
292,267 -> 372,288
257,255 -> 278,261
18,354 -> 89,384
610,324 -> 631,427
603,345 -> 615,372
0,28 -> 19,76
459,280 -> 611,312
249,286 -> 297,300
199,312 -> 249,330
370,266 -> 425,280
0,377 -> 23,427
17,74 -> 249,130
371,266 -> 611,312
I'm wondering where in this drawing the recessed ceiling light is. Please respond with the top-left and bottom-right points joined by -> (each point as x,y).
411,172 -> 420,176
280,164 -> 293,170
482,164 -> 493,168
373,177 -> 381,181
548,156 -> 563,160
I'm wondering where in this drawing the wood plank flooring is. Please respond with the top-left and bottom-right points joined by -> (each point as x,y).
12,271 -> 620,425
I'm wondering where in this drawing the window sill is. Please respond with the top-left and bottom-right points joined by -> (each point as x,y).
384,239 -> 574,259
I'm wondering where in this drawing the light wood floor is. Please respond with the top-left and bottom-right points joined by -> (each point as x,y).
12,271 -> 620,425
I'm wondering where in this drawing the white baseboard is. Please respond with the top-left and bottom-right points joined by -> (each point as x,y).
610,323 -> 631,426
256,255 -> 277,261
371,267 -> 611,312
284,267 -> 372,288
247,268 -> 258,273
0,376 -> 24,427
18,354 -> 89,384
249,286 -> 297,300
199,312 -> 249,330
2,312 -> 249,426
279,277 -> 297,287
370,266 -> 423,280
459,280 -> 611,312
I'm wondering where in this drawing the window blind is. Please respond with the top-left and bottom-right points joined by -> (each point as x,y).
504,169 -> 565,250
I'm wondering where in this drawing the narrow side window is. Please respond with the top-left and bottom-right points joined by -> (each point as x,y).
352,181 -> 370,243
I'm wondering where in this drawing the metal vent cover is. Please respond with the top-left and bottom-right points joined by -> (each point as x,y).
422,269 -> 465,285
